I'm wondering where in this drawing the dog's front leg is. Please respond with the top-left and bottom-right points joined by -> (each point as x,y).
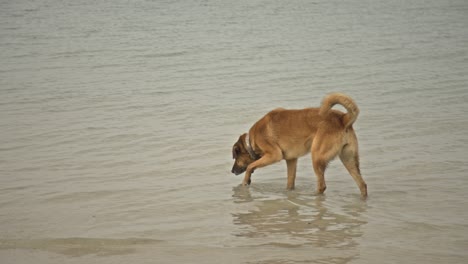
286,158 -> 298,190
242,152 -> 283,186
242,170 -> 253,186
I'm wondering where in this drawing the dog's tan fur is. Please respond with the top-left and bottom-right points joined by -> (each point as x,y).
231,93 -> 367,198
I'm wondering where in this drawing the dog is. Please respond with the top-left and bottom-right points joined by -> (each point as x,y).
231,93 -> 367,198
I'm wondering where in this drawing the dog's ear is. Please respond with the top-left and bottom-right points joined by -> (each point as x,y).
232,144 -> 240,159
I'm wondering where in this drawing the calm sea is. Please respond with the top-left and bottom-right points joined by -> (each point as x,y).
1,0 -> 467,263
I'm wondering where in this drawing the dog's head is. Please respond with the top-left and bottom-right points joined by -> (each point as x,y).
231,133 -> 256,175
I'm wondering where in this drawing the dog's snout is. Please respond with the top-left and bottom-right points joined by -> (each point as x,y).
231,165 -> 245,176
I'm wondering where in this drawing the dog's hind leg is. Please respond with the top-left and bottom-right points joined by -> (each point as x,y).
286,158 -> 298,190
312,157 -> 328,194
242,150 -> 282,186
311,134 -> 342,195
339,144 -> 368,198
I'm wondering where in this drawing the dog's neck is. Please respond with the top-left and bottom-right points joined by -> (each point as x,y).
245,133 -> 260,160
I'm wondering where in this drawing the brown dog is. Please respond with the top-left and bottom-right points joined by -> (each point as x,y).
231,93 -> 367,198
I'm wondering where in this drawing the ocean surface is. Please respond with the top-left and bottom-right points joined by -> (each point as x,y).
1,0 -> 467,263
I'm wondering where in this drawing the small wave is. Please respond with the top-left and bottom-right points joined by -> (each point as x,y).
0,237 -> 163,257
136,51 -> 187,58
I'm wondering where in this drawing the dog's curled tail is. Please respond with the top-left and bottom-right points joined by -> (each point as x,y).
319,93 -> 359,128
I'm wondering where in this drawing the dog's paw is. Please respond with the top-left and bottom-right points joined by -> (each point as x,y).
312,191 -> 326,197
241,180 -> 251,186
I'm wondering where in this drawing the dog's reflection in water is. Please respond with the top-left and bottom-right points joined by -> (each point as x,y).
231,185 -> 367,249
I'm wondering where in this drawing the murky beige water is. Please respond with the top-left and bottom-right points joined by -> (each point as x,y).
1,0 -> 467,263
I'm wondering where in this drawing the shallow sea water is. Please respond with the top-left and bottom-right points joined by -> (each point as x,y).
1,0 -> 468,263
